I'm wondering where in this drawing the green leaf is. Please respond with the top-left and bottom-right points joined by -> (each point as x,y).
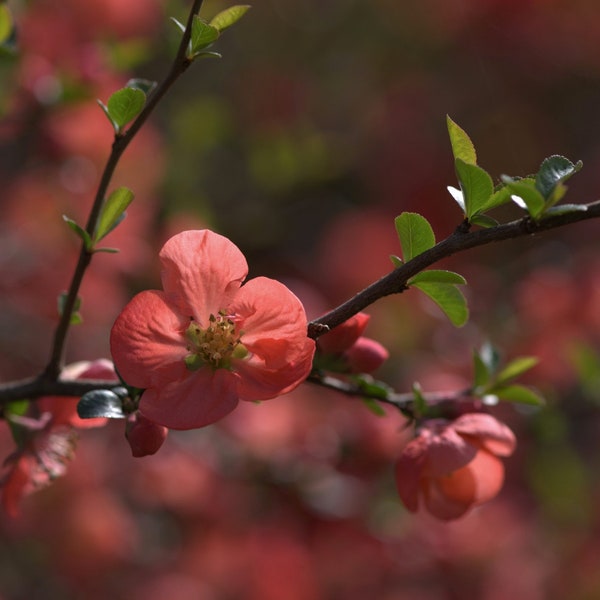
170,17 -> 186,33
409,270 -> 466,285
544,204 -> 588,217
57,293 -> 83,325
495,356 -> 539,386
353,374 -> 393,400
473,350 -> 491,388
106,87 -> 146,131
395,212 -> 435,262
95,187 -> 134,242
126,78 -> 157,96
535,155 -> 582,201
455,159 -> 494,219
361,396 -> 386,417
77,390 -> 126,419
482,185 -> 513,212
411,282 -> 469,327
94,247 -> 120,254
190,16 -> 220,55
469,214 -> 499,228
0,4 -> 13,45
502,176 -> 545,218
390,254 -> 403,268
493,384 -> 545,406
447,115 -> 477,165
209,5 -> 251,32
63,215 -> 93,251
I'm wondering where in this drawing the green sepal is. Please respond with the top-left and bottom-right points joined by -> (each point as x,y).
77,390 -> 126,419
189,16 -> 220,56
411,281 -> 469,327
447,115 -> 477,165
395,212 -> 435,262
409,270 -> 466,285
57,292 -> 83,325
95,186 -> 134,242
63,215 -> 93,251
455,159 -> 494,219
209,5 -> 251,32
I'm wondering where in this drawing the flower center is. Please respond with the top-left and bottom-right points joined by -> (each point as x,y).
184,313 -> 247,371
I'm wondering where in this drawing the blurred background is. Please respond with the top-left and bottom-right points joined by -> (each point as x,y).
2,0 -> 600,598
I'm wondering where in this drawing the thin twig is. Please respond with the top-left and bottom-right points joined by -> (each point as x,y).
308,201 -> 600,337
43,0 -> 205,380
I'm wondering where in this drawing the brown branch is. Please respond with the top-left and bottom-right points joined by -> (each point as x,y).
44,0 -> 205,380
0,377 -> 122,404
308,201 -> 600,337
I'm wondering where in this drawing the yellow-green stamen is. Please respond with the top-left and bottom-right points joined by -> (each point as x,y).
184,313 -> 247,371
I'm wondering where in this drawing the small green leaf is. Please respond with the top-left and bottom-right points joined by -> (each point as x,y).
390,254 -> 403,268
0,4 -> 13,45
495,356 -> 539,386
361,396 -> 386,417
493,384 -> 545,406
543,204 -> 588,217
473,350 -> 491,388
58,293 -> 83,325
502,176 -> 545,218
170,17 -> 186,33
411,282 -> 469,327
481,185 -> 513,212
106,87 -> 146,131
535,155 -> 582,201
409,270 -> 466,285
126,78 -> 157,96
353,374 -> 393,400
94,247 -> 120,254
455,159 -> 494,219
209,5 -> 251,32
63,215 -> 93,250
77,390 -> 126,419
95,187 -> 134,242
395,212 -> 435,262
479,342 -> 501,375
447,115 -> 477,165
469,214 -> 499,228
411,382 -> 428,417
190,16 -> 220,55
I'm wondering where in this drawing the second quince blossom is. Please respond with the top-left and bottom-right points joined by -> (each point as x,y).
110,230 -> 316,430
395,413 -> 516,520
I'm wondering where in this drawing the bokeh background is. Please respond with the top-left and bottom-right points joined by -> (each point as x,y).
2,0 -> 600,598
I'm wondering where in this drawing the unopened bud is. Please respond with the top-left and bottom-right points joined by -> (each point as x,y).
125,412 -> 168,457
343,337 -> 389,373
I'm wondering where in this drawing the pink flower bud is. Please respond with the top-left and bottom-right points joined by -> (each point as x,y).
317,313 -> 370,354
125,413 -> 168,457
343,336 -> 389,373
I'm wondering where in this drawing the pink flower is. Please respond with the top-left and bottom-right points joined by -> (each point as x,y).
110,230 -> 316,430
395,413 -> 516,520
317,312 -> 389,373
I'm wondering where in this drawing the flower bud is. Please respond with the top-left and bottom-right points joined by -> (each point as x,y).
125,412 -> 168,457
343,336 -> 389,373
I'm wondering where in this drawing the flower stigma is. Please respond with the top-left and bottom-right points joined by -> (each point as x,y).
184,312 -> 247,371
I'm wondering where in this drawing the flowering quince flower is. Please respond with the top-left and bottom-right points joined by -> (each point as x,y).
395,413 -> 516,520
316,312 -> 389,373
0,359 -> 116,516
110,230 -> 316,430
